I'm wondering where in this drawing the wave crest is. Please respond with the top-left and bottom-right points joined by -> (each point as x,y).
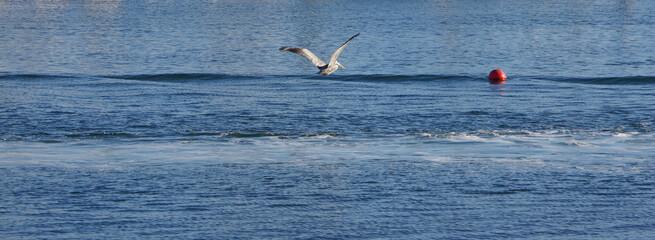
541,76 -> 655,85
105,73 -> 257,81
307,74 -> 477,82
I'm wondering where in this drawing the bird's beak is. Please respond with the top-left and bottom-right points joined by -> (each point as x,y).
337,63 -> 346,69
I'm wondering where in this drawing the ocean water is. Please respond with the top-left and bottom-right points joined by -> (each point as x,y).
1,0 -> 655,239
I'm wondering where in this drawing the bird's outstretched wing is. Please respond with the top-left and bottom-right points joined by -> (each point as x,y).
279,47 -> 326,67
328,33 -> 359,67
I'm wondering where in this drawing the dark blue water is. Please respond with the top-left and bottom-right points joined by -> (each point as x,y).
2,0 -> 655,239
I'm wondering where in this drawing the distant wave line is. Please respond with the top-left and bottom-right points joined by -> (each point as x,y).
3,73 -> 655,85
535,76 -> 655,85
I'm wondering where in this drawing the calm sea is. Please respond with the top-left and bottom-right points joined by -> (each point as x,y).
1,0 -> 655,239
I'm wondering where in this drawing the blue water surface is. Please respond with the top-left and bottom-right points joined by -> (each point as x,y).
1,0 -> 655,239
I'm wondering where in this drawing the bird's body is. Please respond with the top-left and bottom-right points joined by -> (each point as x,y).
280,33 -> 359,75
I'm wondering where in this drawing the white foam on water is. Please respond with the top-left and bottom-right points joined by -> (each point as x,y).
2,131 -> 653,174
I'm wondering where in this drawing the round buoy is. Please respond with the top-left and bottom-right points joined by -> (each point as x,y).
488,69 -> 507,84
488,69 -> 507,81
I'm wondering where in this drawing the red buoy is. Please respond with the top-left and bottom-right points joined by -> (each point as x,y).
488,69 -> 507,82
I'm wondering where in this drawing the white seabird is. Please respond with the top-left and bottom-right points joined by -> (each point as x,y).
280,33 -> 359,75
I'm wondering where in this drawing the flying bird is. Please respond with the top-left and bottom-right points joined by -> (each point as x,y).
280,33 -> 359,75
